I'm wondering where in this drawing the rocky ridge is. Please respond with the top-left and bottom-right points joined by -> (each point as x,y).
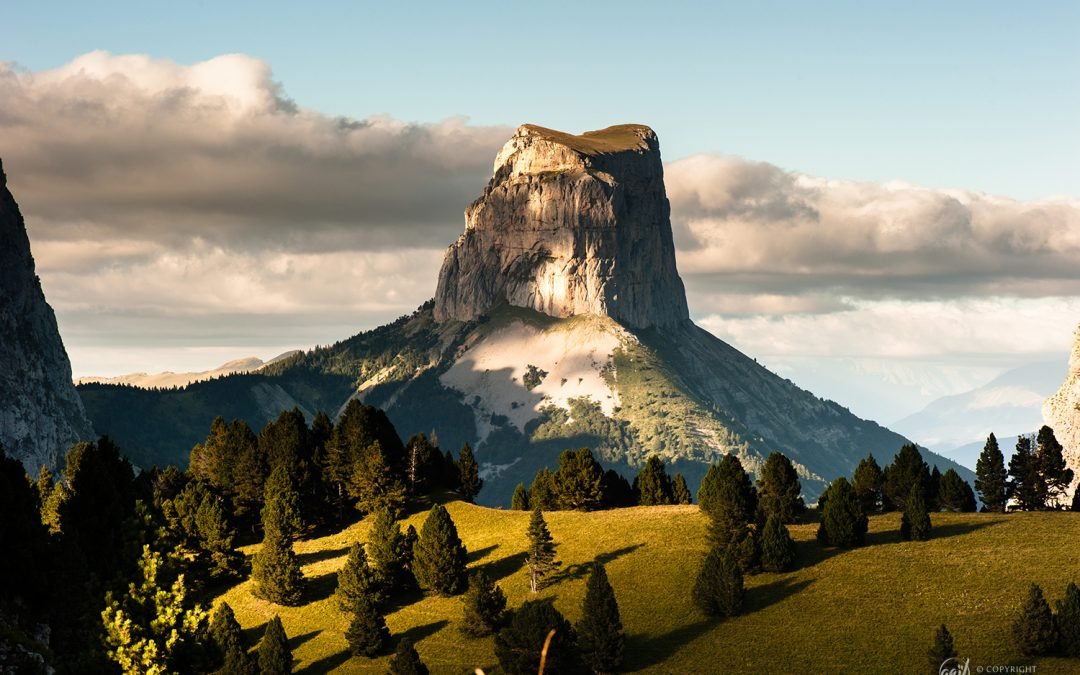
1042,324 -> 1080,492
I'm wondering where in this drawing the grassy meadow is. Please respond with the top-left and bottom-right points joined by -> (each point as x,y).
216,502 -> 1080,673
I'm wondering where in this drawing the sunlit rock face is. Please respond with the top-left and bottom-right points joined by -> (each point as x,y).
1043,325 -> 1080,492
434,123 -> 690,329
0,158 -> 94,472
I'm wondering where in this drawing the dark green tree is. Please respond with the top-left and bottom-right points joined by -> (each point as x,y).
258,408 -> 317,520
529,468 -> 559,511
692,545 -> 744,618
388,638 -> 428,675
336,542 -> 384,610
1035,425 -> 1074,508
975,433 -> 1008,512
601,470 -> 635,508
817,477 -> 867,548
1008,436 -> 1040,511
0,447 -> 51,649
460,571 -> 508,638
697,455 -> 759,565
494,600 -> 580,675
457,442 -> 483,502
756,452 -> 804,523
1056,582 -> 1080,657
929,465 -> 942,510
346,597 -> 391,658
576,563 -> 624,674
1012,583 -> 1058,656
348,442 -> 407,518
257,616 -> 292,675
937,469 -> 977,512
634,455 -> 674,506
672,473 -> 692,505
404,433 -> 441,496
554,448 -> 605,511
325,401 -> 405,517
209,602 -> 255,675
927,624 -> 956,674
251,478 -> 304,605
263,464 -> 303,538
195,491 -> 241,575
852,454 -> 884,513
759,514 -> 797,572
883,444 -> 931,511
412,505 -> 468,595
511,483 -> 530,510
525,508 -> 560,593
900,483 -> 932,541
367,508 -> 410,594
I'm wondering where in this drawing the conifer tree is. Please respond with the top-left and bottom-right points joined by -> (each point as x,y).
929,465 -> 942,510
697,455 -> 759,566
759,514 -> 797,572
325,401 -> 406,517
404,433 -> 441,496
208,602 -> 255,675
367,508 -> 410,594
1035,425 -> 1074,508
348,442 -> 407,517
457,442 -> 483,502
927,624 -> 956,674
553,448 -> 605,511
525,508 -> 560,593
35,463 -> 53,517
460,571 -> 508,638
346,597 -> 391,658
264,464 -> 303,538
494,600 -> 580,675
412,504 -> 468,595
634,455 -> 675,506
672,473 -> 692,505
336,542 -> 384,610
576,563 -> 624,674
900,483 -> 932,541
251,480 -> 305,605
601,469 -> 635,508
195,492 -> 240,575
511,483 -> 530,510
1072,489 -> 1080,513
388,638 -> 429,675
756,452 -> 804,523
937,469 -> 977,512
852,454 -> 884,513
817,477 -> 867,548
529,468 -> 559,511
1012,583 -> 1058,656
257,616 -> 292,675
975,433 -> 1008,512
692,545 -> 744,618
1056,582 -> 1080,657
1008,436 -> 1040,511
883,444 -> 931,511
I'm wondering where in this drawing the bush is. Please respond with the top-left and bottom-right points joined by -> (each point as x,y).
692,546 -> 744,618
1056,582 -> 1080,657
927,624 -> 956,674
256,616 -> 292,675
900,484 -> 932,542
346,597 -> 391,658
387,638 -> 428,675
759,514 -> 797,572
816,477 -> 867,548
494,600 -> 580,675
1012,583 -> 1058,656
460,572 -> 508,638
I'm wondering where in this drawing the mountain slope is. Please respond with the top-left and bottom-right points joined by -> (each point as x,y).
75,351 -> 302,389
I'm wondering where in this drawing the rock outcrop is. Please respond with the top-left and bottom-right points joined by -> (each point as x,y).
434,124 -> 690,329
0,158 -> 94,472
1042,324 -> 1080,490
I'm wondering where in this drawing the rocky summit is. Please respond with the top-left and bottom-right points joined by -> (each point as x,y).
0,159 -> 94,472
1042,324 -> 1080,494
434,124 -> 690,329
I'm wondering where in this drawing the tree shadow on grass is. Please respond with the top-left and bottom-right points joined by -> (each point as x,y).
623,619 -> 717,671
468,544 -> 499,564
304,571 -> 338,603
397,619 -> 450,646
287,629 -> 321,652
549,543 -> 645,585
297,650 -> 352,674
744,577 -> 814,613
799,517 -> 997,569
241,620 -> 268,647
296,544 -> 351,567
473,551 -> 528,583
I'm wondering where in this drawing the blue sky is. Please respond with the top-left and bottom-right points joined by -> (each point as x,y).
6,1 -> 1078,199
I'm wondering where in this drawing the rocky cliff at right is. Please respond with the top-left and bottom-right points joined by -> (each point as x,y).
1043,325 -> 1080,493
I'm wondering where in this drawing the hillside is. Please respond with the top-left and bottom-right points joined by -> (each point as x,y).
216,502 -> 1080,673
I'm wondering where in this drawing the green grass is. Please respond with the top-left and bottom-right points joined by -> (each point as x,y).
216,503 -> 1080,674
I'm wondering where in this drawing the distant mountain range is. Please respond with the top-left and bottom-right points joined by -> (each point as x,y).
75,351 -> 302,389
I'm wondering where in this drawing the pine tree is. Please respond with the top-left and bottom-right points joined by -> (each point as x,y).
251,481 -> 305,605
900,483 -> 932,541
404,433 -> 441,496
1057,582 -> 1080,657
672,473 -> 692,505
336,542 -> 384,610
324,401 -> 406,518
348,442 -> 407,518
927,624 -> 956,674
692,545 -> 744,618
511,483 -> 530,510
576,563 -> 624,674
937,469 -> 977,512
208,602 -> 255,675
698,455 -> 759,564
460,571 -> 508,637
263,464 -> 303,538
756,452 -> 804,523
929,465 -> 942,510
852,454 -> 884,513
457,442 -> 483,502
494,600 -> 580,675
1035,425 -> 1074,508
525,508 -> 560,593
1072,489 -> 1080,513
257,616 -> 292,675
553,448 -> 605,511
529,468 -> 559,511
412,504 -> 468,595
1008,436 -> 1040,511
635,455 -> 674,506
817,477 -> 868,548
346,597 -> 391,658
759,514 -> 797,572
367,508 -> 409,594
35,464 -> 53,520
975,433 -> 1008,512
388,638 -> 429,675
195,492 -> 240,575
601,469 -> 635,508
883,444 -> 931,511
1012,583 -> 1058,656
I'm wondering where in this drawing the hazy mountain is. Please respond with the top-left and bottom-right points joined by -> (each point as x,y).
75,351 -> 302,389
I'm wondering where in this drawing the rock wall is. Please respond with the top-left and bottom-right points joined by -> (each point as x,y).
0,158 -> 94,472
433,124 -> 690,329
1043,324 -> 1080,490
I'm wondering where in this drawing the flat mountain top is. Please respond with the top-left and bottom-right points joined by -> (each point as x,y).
520,123 -> 655,155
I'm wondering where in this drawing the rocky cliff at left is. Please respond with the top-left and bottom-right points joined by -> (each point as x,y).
0,158 -> 94,472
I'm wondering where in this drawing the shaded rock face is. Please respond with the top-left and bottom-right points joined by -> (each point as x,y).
1043,324 -> 1080,490
434,124 -> 690,329
0,159 -> 93,472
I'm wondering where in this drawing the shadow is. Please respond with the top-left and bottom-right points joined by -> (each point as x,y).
550,543 -> 645,585
625,620 -> 716,670
297,650 -> 352,674
800,516 -> 999,569
468,544 -> 499,564
382,585 -> 426,613
397,620 -> 450,646
473,551 -> 528,583
296,544 -> 351,567
745,577 -> 814,613
303,571 -> 338,603
287,629 -> 321,652
241,620 -> 269,647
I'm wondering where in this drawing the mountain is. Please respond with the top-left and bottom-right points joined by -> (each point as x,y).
1042,324 -> 1080,490
77,123 -> 972,503
891,360 -> 1063,454
75,351 -> 302,389
0,158 -> 94,472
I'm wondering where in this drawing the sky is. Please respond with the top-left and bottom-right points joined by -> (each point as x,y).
2,1 -> 1079,423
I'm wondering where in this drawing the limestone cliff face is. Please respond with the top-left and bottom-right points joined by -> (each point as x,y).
433,124 -> 690,329
1043,325 -> 1080,488
0,159 -> 94,472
